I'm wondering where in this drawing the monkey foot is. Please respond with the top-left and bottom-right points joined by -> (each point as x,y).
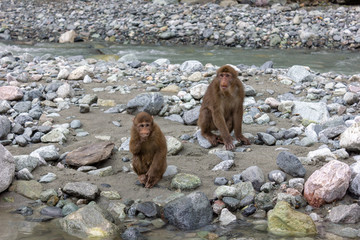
145,176 -> 161,188
138,174 -> 147,185
237,135 -> 251,145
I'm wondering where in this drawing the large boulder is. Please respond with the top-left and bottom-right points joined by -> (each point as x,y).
0,116 -> 11,139
328,203 -> 360,224
292,101 -> 330,123
276,151 -> 306,177
241,166 -> 265,191
0,144 -> 15,193
286,65 -> 313,83
304,160 -> 351,207
180,60 -> 203,73
340,122 -> 360,152
9,180 -> 42,199
126,93 -> 164,115
163,192 -> 213,230
65,142 -> 114,167
268,201 -> 317,237
63,182 -> 99,200
59,202 -> 120,239
0,86 -> 23,100
59,30 -> 76,43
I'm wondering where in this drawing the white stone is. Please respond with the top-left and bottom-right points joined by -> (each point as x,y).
188,72 -> 203,82
340,122 -> 360,152
59,30 -> 76,43
219,208 -> 236,226
307,148 -> 336,163
189,83 -> 208,100
292,101 -> 330,123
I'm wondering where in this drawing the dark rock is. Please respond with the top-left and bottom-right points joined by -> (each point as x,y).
136,202 -> 160,218
40,206 -> 63,218
276,151 -> 306,177
12,206 -> 33,216
222,197 -> 240,211
163,192 -> 212,230
121,227 -> 147,240
241,204 -> 256,217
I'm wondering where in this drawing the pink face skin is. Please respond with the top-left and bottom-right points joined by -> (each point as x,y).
219,72 -> 232,90
137,122 -> 151,140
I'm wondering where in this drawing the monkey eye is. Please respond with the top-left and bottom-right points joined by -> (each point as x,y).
139,123 -> 150,128
219,73 -> 231,78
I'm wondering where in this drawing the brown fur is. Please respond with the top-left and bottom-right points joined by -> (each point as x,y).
130,112 -> 167,188
198,65 -> 250,150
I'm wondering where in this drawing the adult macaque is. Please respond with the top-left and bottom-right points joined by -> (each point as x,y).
130,111 -> 167,188
198,65 -> 250,150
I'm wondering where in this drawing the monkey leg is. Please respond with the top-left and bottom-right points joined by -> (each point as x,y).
201,130 -> 219,146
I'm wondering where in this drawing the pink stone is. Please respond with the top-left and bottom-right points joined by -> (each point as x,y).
304,160 -> 351,208
349,84 -> 360,93
265,97 -> 280,108
0,86 -> 23,100
286,188 -> 301,196
212,200 -> 226,215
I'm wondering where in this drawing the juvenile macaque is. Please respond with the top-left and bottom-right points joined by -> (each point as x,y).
198,65 -> 250,150
130,112 -> 167,188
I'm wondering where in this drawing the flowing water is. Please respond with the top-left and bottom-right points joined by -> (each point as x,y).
0,41 -> 359,239
1,41 -> 360,75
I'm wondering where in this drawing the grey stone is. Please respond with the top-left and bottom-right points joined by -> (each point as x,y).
163,192 -> 212,230
276,151 -> 306,177
63,182 -> 99,200
127,93 -> 164,115
0,144 -> 15,193
241,166 -> 265,191
0,116 -> 11,139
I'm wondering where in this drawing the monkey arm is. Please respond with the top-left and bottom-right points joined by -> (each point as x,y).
145,147 -> 167,188
130,139 -> 142,155
233,104 -> 250,145
211,108 -> 234,150
211,109 -> 231,140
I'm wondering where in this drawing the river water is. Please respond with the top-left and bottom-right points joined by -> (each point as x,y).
0,41 -> 359,239
1,41 -> 360,75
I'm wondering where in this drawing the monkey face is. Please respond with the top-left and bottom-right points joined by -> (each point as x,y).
136,121 -> 152,140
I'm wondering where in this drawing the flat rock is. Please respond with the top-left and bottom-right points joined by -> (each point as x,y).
65,142 -> 114,167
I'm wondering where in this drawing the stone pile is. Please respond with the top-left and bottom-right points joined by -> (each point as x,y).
0,0 -> 360,49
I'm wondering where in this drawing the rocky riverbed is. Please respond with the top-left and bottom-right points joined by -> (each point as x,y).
1,0 -> 360,240
1,0 -> 360,49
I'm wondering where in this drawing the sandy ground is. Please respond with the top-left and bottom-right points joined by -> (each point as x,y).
2,74 -> 356,209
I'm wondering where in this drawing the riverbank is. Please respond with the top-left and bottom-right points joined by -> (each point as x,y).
0,0 -> 360,49
0,44 -> 360,238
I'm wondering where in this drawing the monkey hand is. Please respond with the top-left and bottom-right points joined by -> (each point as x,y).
224,140 -> 235,150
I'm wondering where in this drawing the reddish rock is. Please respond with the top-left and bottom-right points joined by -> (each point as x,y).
304,160 -> 351,208
212,200 -> 226,215
286,188 -> 301,196
65,142 -> 115,167
0,86 -> 23,100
